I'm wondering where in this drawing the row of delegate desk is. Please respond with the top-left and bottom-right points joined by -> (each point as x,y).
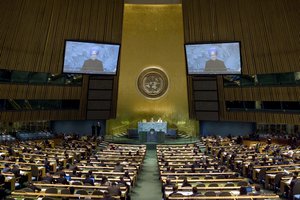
0,139 -> 146,199
0,139 -> 95,192
207,138 -> 300,198
157,142 -> 280,200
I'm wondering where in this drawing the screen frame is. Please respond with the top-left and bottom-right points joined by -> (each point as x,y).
184,41 -> 242,76
62,39 -> 121,76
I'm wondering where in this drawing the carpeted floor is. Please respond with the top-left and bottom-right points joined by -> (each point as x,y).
131,149 -> 162,200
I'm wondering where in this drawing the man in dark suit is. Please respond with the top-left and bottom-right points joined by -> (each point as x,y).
107,182 -> 121,196
190,187 -> 201,196
102,191 -> 115,200
27,181 -> 41,192
92,124 -> 96,136
96,122 -> 101,136
18,156 -> 26,163
114,162 -> 124,172
44,158 -> 51,173
204,48 -> 227,72
55,173 -> 69,185
81,49 -> 104,72
0,171 -> 5,185
11,164 -> 20,177
168,185 -> 183,197
162,178 -> 174,199
7,146 -> 15,156
42,172 -> 54,183
83,174 -> 94,186
289,173 -> 299,199
182,177 -> 192,187
118,176 -> 127,187
98,160 -> 107,167
2,163 -> 11,173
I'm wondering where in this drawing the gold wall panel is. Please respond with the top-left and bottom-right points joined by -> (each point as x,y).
108,4 -> 198,135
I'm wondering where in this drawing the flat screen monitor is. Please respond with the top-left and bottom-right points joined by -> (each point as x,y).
62,40 -> 120,75
185,42 -> 241,75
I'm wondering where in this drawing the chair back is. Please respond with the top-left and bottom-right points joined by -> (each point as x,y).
237,181 -> 248,186
45,188 -> 58,194
196,183 -> 205,187
60,188 -> 70,194
21,188 -> 34,192
92,190 -> 103,195
42,198 -> 54,200
219,191 -> 232,196
224,182 -> 235,187
208,183 -> 219,187
76,189 -> 88,195
72,181 -> 83,185
204,191 -> 216,196
216,174 -> 226,179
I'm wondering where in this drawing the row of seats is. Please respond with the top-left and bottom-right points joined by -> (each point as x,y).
157,139 -> 280,200
0,136 -> 145,199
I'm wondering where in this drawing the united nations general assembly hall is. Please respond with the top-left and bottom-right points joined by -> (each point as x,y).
0,0 -> 299,200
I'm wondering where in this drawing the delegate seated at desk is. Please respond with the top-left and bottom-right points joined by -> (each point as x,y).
285,172 -> 299,199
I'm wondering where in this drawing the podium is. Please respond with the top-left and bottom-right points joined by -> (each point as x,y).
138,122 -> 167,143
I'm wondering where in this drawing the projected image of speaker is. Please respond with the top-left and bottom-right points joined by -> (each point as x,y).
62,40 -> 120,75
185,42 -> 241,75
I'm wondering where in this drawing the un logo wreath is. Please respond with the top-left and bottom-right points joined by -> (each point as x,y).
137,67 -> 169,99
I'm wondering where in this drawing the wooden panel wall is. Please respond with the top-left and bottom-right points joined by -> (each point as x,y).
0,110 -> 83,122
223,87 -> 300,101
0,0 -> 124,121
0,0 -> 123,72
183,0 -> 300,74
183,0 -> 300,124
0,85 -> 82,99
